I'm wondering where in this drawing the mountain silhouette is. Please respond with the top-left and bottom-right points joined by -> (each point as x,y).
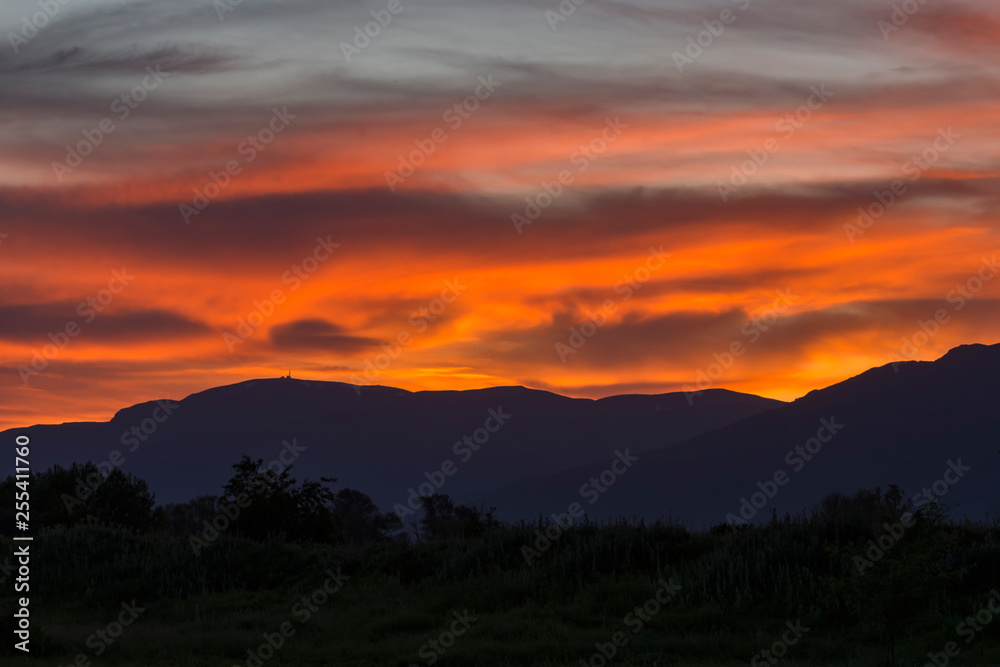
5,380 -> 780,508
471,343 -> 1000,525
9,344 -> 997,523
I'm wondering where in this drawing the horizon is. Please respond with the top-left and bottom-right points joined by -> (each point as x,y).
9,340 -> 997,430
3,0 -> 1000,431
3,2 -> 1000,662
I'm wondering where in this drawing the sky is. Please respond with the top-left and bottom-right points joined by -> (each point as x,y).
1,0 -> 999,430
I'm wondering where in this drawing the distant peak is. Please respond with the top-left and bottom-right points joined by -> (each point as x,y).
939,343 -> 994,361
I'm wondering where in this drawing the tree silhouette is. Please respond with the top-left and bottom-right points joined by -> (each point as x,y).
0,462 -> 158,534
834,486 -> 959,667
219,454 -> 398,544
331,488 -> 402,544
417,494 -> 496,540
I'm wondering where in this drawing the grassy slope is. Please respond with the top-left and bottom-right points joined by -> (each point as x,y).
3,517 -> 1000,666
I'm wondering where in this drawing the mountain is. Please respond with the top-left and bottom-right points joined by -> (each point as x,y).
3,380 -> 781,508
471,344 -> 1000,526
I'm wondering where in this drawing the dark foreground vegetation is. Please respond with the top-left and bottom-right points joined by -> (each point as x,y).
1,459 -> 999,666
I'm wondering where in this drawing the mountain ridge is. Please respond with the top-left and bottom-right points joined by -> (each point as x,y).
5,381 -> 782,508
8,343 -> 997,522
469,343 -> 1000,525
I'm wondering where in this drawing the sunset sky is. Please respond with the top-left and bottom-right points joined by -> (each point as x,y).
2,0 -> 999,431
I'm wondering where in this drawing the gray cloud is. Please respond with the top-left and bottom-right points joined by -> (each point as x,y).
0,303 -> 212,343
269,318 -> 380,353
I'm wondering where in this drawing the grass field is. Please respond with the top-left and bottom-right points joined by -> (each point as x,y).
4,503 -> 1000,666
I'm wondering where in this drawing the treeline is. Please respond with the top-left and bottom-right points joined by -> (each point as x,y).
0,455 -> 496,546
1,459 -> 999,665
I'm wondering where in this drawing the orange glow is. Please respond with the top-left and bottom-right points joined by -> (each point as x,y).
3,2 -> 1000,431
